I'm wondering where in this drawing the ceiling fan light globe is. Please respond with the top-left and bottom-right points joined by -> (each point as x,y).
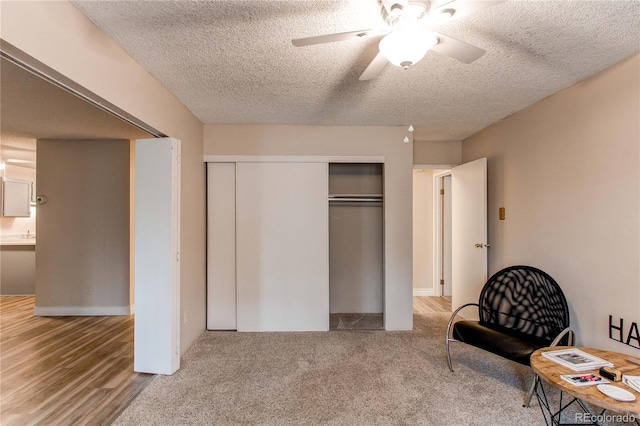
379,28 -> 436,68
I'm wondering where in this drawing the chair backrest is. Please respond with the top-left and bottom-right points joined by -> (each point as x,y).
478,265 -> 570,342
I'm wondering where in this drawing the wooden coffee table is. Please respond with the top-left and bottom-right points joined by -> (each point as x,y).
531,346 -> 640,425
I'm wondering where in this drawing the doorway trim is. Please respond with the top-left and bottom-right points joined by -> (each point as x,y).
433,170 -> 452,297
412,165 -> 455,297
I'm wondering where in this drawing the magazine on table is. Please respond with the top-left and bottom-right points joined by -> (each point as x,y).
622,375 -> 640,393
560,373 -> 609,387
542,348 -> 614,371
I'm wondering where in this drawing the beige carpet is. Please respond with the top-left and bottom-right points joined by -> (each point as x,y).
329,313 -> 384,330
113,314 -> 629,425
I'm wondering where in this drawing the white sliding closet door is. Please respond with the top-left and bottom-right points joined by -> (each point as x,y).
236,162 -> 328,331
207,163 -> 237,330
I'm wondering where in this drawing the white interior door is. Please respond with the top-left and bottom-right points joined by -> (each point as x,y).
236,162 -> 329,331
451,158 -> 487,319
134,137 -> 180,375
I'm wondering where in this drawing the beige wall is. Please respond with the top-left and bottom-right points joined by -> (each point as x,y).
414,140 -> 461,166
1,1 -> 206,354
204,124 -> 414,330
413,169 -> 434,293
462,54 -> 640,355
35,139 -> 130,312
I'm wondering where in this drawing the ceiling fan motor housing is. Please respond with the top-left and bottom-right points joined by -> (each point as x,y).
381,0 -> 407,16
381,0 -> 430,25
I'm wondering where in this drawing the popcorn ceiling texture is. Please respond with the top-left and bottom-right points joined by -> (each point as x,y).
71,0 -> 640,141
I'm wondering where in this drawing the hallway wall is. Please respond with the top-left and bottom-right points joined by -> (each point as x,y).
412,169 -> 434,295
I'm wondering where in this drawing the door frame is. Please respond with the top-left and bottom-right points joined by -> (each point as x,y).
412,164 -> 454,298
433,170 -> 452,297
412,162 -> 486,303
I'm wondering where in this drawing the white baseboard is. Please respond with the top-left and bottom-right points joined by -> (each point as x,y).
34,305 -> 134,316
413,288 -> 434,297
0,293 -> 36,296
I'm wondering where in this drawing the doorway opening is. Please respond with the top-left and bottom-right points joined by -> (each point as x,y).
1,45 -> 180,376
412,158 -> 488,315
412,167 -> 451,314
329,163 -> 384,330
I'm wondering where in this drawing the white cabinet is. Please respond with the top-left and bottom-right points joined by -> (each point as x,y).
1,178 -> 32,217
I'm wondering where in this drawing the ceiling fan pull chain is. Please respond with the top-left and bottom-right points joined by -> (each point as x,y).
404,72 -> 413,142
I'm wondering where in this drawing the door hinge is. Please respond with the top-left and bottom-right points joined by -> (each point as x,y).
440,279 -> 445,285
440,189 -> 445,195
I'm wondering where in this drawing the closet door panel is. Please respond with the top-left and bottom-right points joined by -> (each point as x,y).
207,163 -> 237,330
236,162 -> 328,331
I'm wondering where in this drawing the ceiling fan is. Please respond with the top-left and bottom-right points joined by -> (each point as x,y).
292,0 -> 505,80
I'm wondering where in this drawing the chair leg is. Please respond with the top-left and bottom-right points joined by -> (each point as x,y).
523,375 -> 539,407
445,313 -> 460,373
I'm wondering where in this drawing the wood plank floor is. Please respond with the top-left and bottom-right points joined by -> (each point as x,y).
0,296 -> 154,426
0,295 -> 450,424
413,296 -> 452,314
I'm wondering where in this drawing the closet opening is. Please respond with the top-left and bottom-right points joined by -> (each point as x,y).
328,163 -> 384,330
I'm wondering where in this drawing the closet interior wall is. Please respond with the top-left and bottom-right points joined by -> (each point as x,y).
329,163 -> 384,316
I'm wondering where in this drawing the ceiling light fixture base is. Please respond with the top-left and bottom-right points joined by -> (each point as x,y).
381,0 -> 430,26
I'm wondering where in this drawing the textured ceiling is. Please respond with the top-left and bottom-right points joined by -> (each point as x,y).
70,0 -> 640,141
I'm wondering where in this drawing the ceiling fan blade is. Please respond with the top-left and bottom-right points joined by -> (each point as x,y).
292,29 -> 379,47
430,33 -> 485,64
431,0 -> 506,21
359,51 -> 388,81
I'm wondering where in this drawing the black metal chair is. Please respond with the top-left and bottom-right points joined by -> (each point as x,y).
445,265 -> 574,407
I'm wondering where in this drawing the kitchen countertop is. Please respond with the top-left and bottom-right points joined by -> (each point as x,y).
0,235 -> 36,246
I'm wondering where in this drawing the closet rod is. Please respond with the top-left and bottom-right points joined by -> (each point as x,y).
328,198 -> 383,203
329,194 -> 383,198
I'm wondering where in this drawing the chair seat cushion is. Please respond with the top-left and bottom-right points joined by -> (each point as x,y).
452,321 -> 551,366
